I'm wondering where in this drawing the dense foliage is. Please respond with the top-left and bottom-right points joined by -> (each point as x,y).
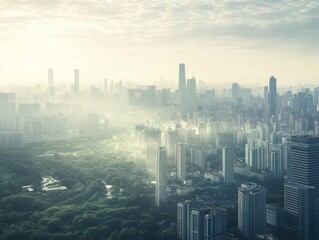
0,134 -> 176,240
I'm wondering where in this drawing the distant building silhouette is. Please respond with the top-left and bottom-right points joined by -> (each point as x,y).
179,63 -> 186,104
176,142 -> 187,180
73,69 -> 80,95
48,68 -> 53,89
268,76 -> 277,116
231,83 -> 239,105
187,77 -> 197,105
155,146 -> 167,207
222,146 -> 233,184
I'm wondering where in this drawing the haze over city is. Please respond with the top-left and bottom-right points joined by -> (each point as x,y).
1,0 -> 319,86
1,1 -> 319,240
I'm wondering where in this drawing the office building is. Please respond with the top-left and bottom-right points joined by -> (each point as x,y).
284,183 -> 315,240
269,76 -> 277,116
266,204 -> 282,229
283,135 -> 319,239
289,136 -> 319,203
264,86 -> 268,105
179,63 -> 186,103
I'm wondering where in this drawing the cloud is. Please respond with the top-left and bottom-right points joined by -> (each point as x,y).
0,0 -> 318,50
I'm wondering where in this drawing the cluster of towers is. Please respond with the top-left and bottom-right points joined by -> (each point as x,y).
47,68 -> 80,98
237,135 -> 319,240
178,63 -> 197,105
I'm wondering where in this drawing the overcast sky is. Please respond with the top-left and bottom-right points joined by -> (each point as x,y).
0,0 -> 319,88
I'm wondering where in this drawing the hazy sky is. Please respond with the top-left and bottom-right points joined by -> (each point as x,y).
0,0 -> 319,88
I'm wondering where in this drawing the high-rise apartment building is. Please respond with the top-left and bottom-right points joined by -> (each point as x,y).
177,201 -> 191,240
204,209 -> 227,240
155,146 -> 167,207
238,182 -> 266,239
176,142 -> 187,180
177,201 -> 227,240
222,146 -> 233,184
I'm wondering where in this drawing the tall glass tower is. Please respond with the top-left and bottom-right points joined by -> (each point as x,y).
284,135 -> 319,239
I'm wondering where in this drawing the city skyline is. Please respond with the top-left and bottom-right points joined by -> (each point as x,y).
1,1 -> 319,240
1,0 -> 319,86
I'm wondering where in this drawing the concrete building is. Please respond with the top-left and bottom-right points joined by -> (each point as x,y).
222,146 -> 233,184
176,142 -> 187,180
284,183 -> 315,240
179,63 -> 186,104
268,76 -> 277,116
238,182 -> 266,239
204,209 -> 227,240
177,200 -> 227,240
155,146 -> 167,207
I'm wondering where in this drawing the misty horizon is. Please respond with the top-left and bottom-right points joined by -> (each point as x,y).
1,0 -> 319,85
1,1 -> 319,240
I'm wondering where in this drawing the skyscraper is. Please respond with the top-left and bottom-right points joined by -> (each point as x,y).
104,78 -> 108,96
177,201 -> 227,240
268,76 -> 277,116
284,183 -> 315,240
177,201 -> 190,240
238,182 -> 266,239
270,146 -> 283,180
74,69 -> 80,95
284,135 -> 319,239
48,68 -> 53,89
204,209 -> 227,240
231,83 -> 239,105
190,208 -> 207,240
264,86 -> 268,105
176,142 -> 187,181
222,146 -> 233,184
179,63 -> 186,103
147,85 -> 156,108
155,146 -> 167,207
289,136 -> 319,199
166,128 -> 179,161
187,77 -> 197,105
